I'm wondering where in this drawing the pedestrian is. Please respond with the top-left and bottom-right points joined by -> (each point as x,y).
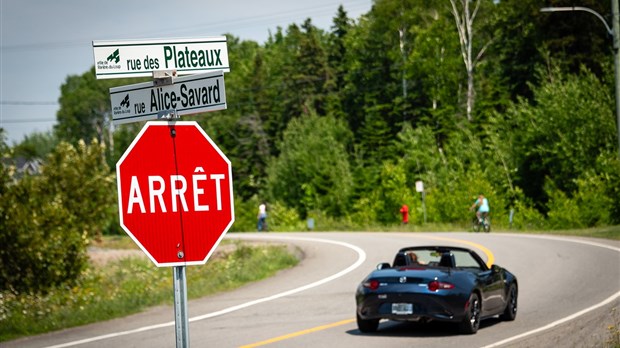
257,202 -> 267,232
400,204 -> 409,224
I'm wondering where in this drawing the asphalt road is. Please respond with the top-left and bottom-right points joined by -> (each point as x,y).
4,232 -> 620,348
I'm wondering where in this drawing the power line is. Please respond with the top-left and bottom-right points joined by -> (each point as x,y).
1,118 -> 56,124
1,1 -> 370,52
1,101 -> 58,105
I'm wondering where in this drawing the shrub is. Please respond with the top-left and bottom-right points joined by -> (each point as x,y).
0,140 -> 113,292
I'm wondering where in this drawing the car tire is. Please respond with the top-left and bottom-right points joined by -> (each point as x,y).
356,313 -> 379,333
459,292 -> 481,334
499,283 -> 518,321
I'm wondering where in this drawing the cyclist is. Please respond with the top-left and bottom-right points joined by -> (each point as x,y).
470,194 -> 490,223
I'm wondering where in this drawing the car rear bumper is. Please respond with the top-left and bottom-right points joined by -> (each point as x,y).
357,292 -> 467,323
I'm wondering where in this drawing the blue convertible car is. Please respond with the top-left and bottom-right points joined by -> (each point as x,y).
355,246 -> 518,334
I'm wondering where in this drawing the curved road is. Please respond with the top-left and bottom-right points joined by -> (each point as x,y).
4,232 -> 620,348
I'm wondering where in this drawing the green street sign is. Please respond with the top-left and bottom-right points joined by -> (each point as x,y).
93,37 -> 229,79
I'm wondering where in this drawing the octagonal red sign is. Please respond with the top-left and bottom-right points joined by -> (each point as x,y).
116,121 -> 234,267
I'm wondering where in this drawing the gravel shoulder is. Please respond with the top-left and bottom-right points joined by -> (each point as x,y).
501,299 -> 619,348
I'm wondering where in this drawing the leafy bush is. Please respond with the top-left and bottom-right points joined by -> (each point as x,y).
545,172 -> 615,229
507,188 -> 545,230
229,196 -> 304,232
267,201 -> 304,231
0,140 -> 114,292
230,195 -> 260,232
0,175 -> 87,292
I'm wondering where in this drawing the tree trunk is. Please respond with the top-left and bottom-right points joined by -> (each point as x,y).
450,0 -> 484,122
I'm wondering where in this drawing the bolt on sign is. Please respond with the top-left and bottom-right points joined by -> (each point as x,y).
116,121 -> 234,267
92,37 -> 229,79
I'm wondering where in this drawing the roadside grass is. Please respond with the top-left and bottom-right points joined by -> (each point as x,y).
305,220 -> 620,241
0,240 -> 298,342
511,225 -> 620,241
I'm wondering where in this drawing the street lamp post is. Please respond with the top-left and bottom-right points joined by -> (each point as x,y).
541,1 -> 620,158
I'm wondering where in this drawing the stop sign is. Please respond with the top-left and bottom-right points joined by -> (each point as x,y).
116,121 -> 234,267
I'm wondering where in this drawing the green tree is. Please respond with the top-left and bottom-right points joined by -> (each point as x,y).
55,68 -> 142,166
341,0 -> 405,141
266,114 -> 353,217
259,21 -> 332,145
327,5 -> 353,110
514,68 -> 615,192
55,68 -> 111,145
0,129 -> 11,194
11,131 -> 58,160
197,35 -> 271,199
407,5 -> 462,139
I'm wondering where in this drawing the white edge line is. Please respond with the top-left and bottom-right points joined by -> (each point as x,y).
44,323 -> 175,348
481,290 -> 620,348
481,233 -> 620,348
189,235 -> 367,321
44,235 -> 366,348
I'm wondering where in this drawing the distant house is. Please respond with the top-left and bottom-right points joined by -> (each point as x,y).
15,157 -> 42,176
2,157 -> 43,179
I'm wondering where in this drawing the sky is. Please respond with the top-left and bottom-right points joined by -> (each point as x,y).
0,0 -> 372,145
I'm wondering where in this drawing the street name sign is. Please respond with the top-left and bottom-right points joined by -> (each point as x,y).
109,70 -> 226,125
93,37 -> 229,79
116,121 -> 234,267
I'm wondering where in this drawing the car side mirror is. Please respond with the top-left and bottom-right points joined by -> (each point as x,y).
377,262 -> 391,270
491,264 -> 500,273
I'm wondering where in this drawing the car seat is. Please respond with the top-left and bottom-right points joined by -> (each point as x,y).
439,252 -> 455,268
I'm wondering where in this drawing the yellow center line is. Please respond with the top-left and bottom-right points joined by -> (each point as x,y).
238,318 -> 355,348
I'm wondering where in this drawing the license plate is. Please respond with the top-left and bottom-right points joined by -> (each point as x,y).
391,303 -> 413,315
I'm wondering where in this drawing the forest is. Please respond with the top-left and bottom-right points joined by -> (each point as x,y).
1,0 -> 619,292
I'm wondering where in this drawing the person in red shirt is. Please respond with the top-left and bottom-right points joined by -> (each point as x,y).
400,204 -> 409,224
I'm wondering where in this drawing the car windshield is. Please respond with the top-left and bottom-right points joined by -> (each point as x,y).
396,248 -> 485,271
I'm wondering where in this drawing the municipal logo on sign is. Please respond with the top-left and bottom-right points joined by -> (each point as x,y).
95,48 -> 122,72
109,70 -> 226,125
93,37 -> 229,79
120,94 -> 130,108
107,49 -> 120,63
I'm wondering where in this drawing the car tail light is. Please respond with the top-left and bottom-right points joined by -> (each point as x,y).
363,279 -> 379,290
428,280 -> 454,292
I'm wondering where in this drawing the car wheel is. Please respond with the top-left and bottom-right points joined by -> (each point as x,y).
500,283 -> 518,321
356,313 -> 379,333
459,292 -> 481,334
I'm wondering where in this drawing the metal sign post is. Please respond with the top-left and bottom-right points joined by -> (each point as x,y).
415,181 -> 427,224
173,266 -> 189,348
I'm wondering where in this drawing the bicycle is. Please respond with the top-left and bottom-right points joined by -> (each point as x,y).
472,212 -> 490,233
